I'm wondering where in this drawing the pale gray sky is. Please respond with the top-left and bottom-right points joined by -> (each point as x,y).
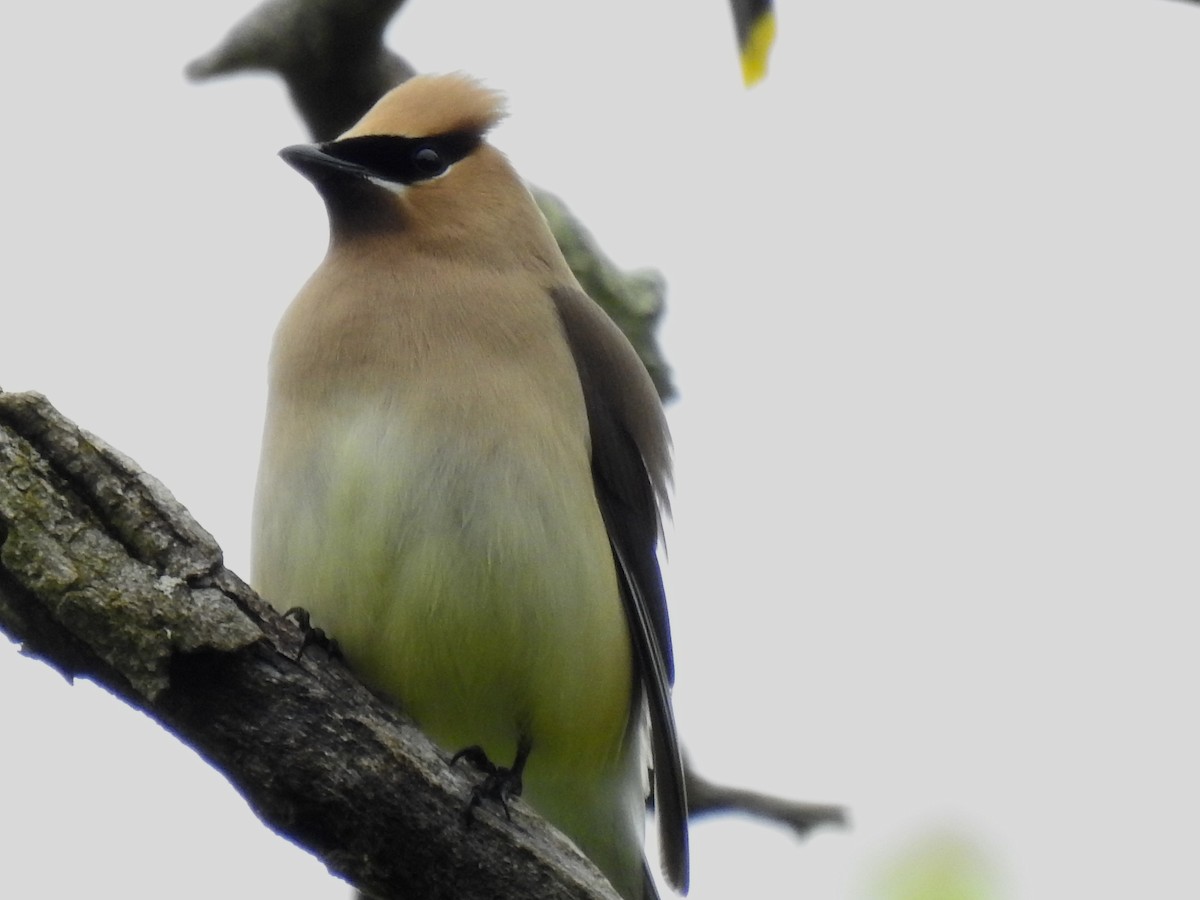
3,1 -> 1198,898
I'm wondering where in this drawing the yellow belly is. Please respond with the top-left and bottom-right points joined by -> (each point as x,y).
253,402 -> 634,775
253,387 -> 648,897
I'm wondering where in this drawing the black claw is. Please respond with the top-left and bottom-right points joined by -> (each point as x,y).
283,607 -> 343,660
450,739 -> 532,825
451,745 -> 495,773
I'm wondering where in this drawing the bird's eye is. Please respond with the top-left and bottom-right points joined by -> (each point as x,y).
320,133 -> 478,185
412,146 -> 447,177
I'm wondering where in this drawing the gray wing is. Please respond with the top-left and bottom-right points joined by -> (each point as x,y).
550,286 -> 689,894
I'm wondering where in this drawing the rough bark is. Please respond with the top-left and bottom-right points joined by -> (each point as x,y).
0,390 -> 845,898
0,389 -> 620,900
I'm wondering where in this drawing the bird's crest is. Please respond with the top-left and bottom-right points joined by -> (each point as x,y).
341,73 -> 507,142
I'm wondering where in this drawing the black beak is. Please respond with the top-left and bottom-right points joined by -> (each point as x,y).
279,143 -> 371,183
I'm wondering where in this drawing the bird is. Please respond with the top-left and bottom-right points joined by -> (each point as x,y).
251,73 -> 688,900
730,0 -> 777,86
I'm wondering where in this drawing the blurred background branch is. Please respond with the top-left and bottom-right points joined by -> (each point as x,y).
187,0 -> 686,399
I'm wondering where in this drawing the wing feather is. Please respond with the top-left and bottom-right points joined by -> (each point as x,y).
550,286 -> 689,893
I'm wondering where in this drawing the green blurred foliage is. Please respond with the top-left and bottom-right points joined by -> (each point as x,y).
871,830 -> 1003,900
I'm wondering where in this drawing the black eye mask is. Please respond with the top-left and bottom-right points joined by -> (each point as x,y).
321,132 -> 482,185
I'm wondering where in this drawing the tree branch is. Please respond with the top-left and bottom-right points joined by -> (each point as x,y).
2,5 -> 846,892
0,389 -> 620,900
186,0 -> 416,142
685,758 -> 848,837
1,388 -> 846,898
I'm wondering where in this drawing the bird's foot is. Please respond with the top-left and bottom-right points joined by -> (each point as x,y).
451,740 -> 531,825
282,607 -> 343,661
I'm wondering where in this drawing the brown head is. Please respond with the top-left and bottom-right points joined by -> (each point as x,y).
281,73 -> 555,267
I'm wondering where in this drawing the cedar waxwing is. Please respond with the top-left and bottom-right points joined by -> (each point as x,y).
731,0 -> 776,85
252,73 -> 688,900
